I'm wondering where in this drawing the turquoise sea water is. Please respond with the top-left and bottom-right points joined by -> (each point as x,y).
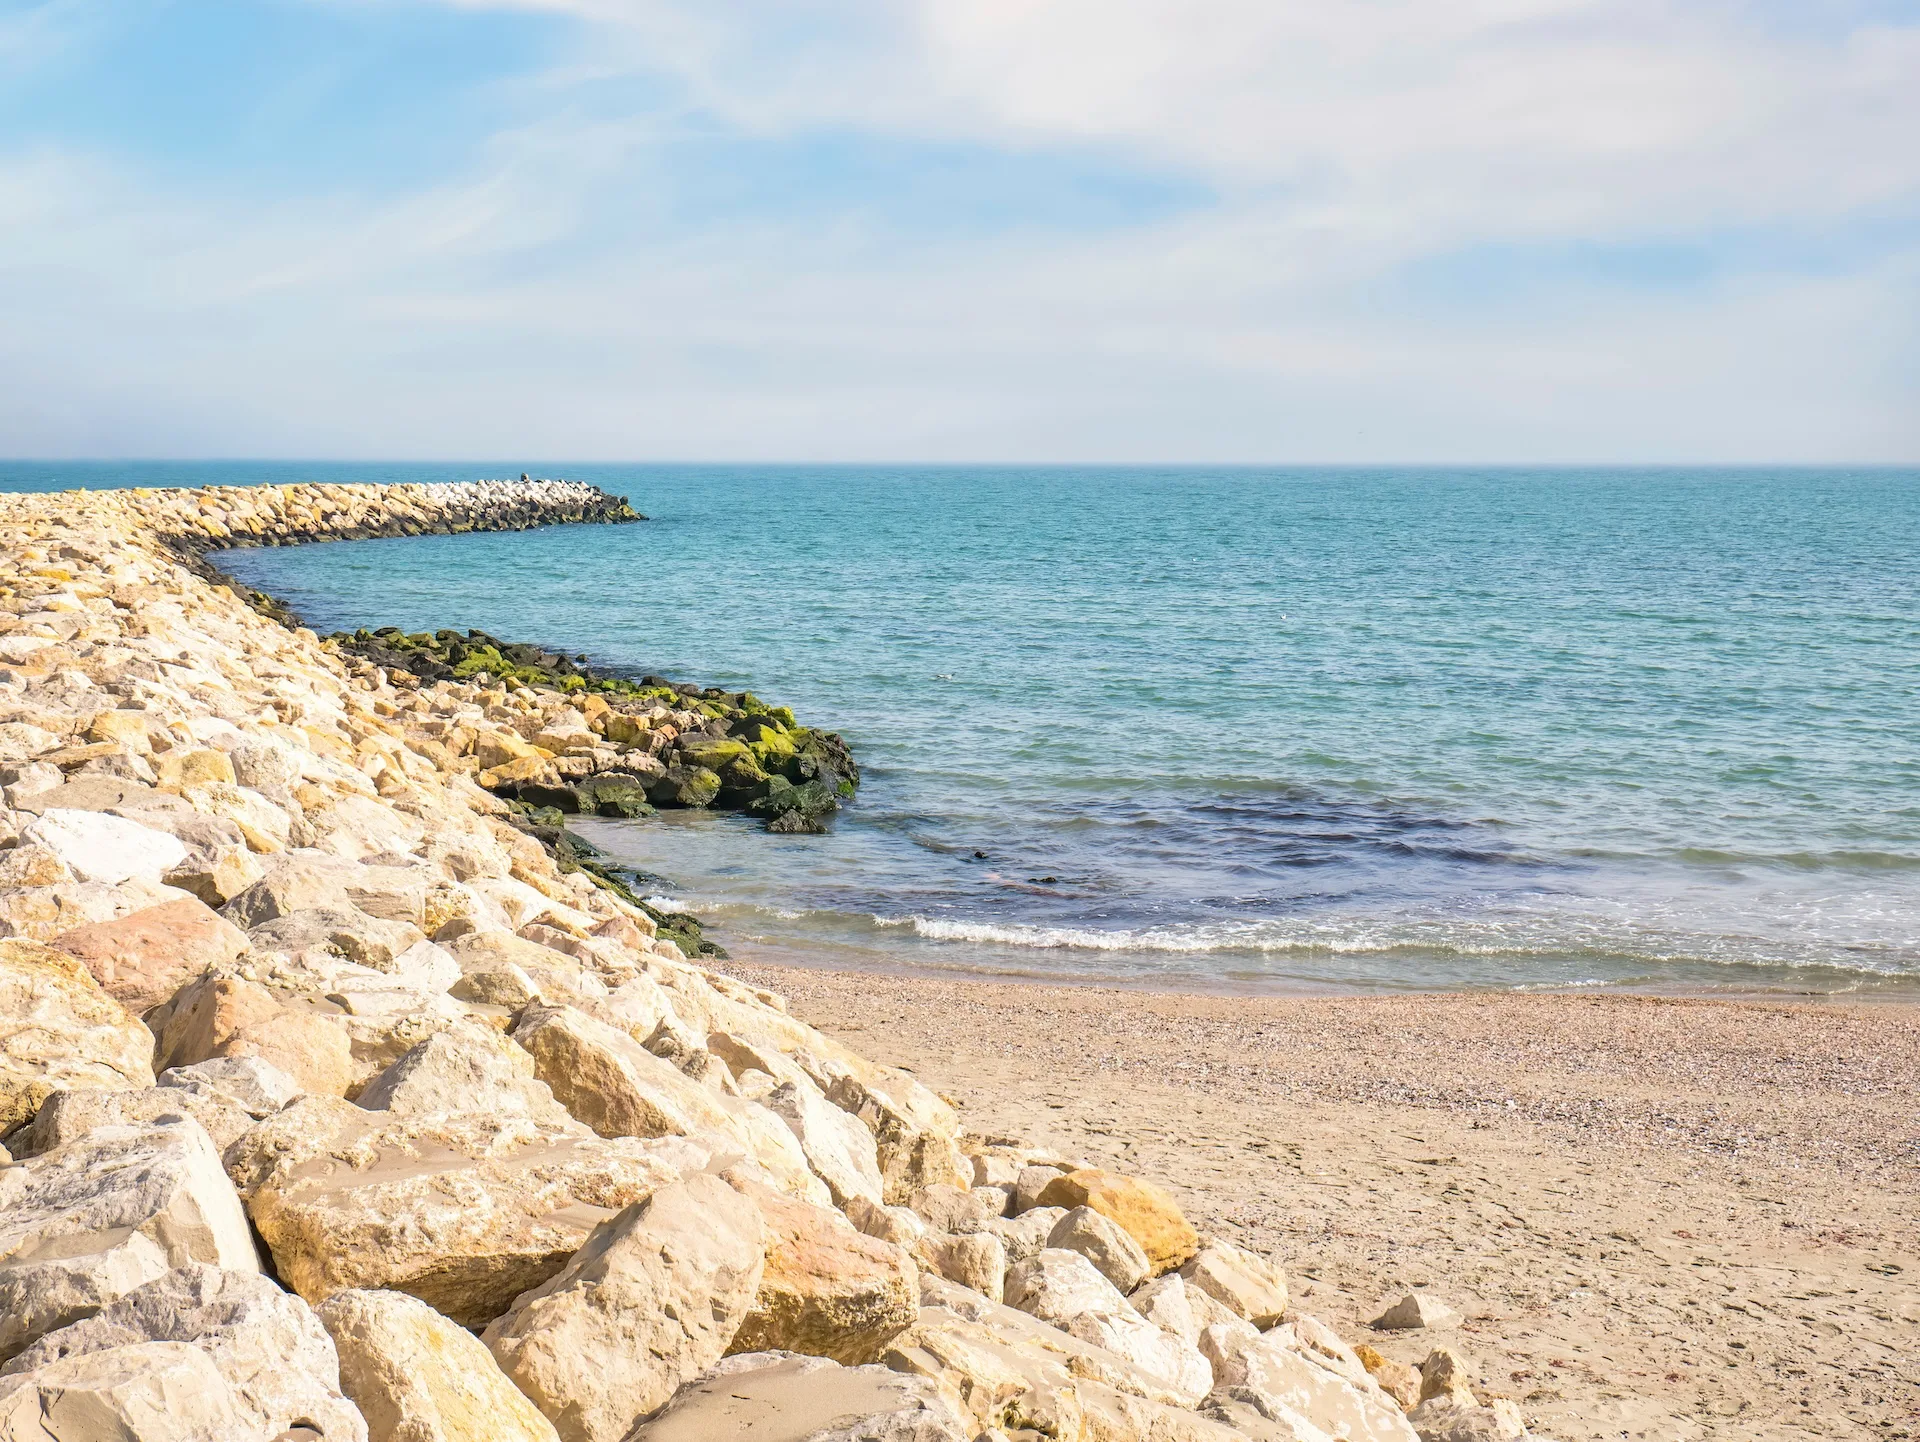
11,462 -> 1919,995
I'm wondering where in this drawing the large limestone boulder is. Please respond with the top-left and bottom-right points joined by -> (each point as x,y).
23,1082 -> 258,1154
1132,1274 -> 1256,1351
318,1289 -> 561,1442
628,1351 -> 970,1442
1004,1250 -> 1212,1407
885,1276 -> 1237,1441
918,1231 -> 1006,1305
0,875 -> 189,945
511,1004 -> 826,1204
151,972 -> 356,1097
0,938 -> 155,1132
229,1096 -> 711,1327
245,904 -> 429,972
356,1028 -> 573,1126
444,930 -> 608,1006
0,1264 -> 366,1441
1048,1206 -> 1151,1294
50,897 -> 249,1012
482,1175 -> 764,1442
512,1004 -> 737,1140
0,1338 -> 244,1440
19,807 -> 188,885
1036,1168 -> 1200,1276
0,1118 -> 262,1361
1004,1248 -> 1132,1328
823,1070 -> 970,1205
982,1206 -> 1066,1266
1200,1324 -> 1419,1442
1181,1240 -> 1290,1328
725,1176 -> 920,1365
158,1054 -> 300,1118
760,1076 -> 884,1207
908,1183 -> 1006,1235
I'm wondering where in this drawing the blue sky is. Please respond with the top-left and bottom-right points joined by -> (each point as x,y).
1,0 -> 1915,461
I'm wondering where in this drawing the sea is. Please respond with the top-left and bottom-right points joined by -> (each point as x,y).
8,461 -> 1918,997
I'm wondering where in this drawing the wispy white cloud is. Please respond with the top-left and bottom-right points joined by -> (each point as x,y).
0,0 -> 1913,460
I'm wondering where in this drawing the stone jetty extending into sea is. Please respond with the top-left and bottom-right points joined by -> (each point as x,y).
0,480 -> 1538,1441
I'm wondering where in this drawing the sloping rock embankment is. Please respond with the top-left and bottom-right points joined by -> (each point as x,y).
0,479 -> 1544,1442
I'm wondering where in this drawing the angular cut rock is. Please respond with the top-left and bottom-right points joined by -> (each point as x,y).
356,1028 -> 573,1126
0,1120 -> 261,1363
919,1231 -> 1007,1305
23,1083 -> 257,1155
0,1263 -> 365,1441
512,1004 -> 825,1203
1013,1164 -> 1068,1214
885,1276 -> 1237,1439
1355,1344 -> 1422,1412
762,1076 -> 884,1207
0,938 -> 155,1133
1048,1206 -> 1152,1294
50,897 -> 249,1012
221,855 -> 355,928
1036,1168 -> 1200,1276
1200,1324 -> 1419,1442
1002,1249 -> 1212,1407
628,1351 -> 969,1442
1133,1273 -> 1205,1346
909,1183 -> 1006,1235
1181,1240 -> 1290,1330
158,1055 -> 300,1118
0,876 -> 187,945
231,1096 -> 709,1327
318,1288 -> 561,1442
20,807 -> 189,885
726,1176 -> 920,1365
1063,1307 -> 1213,1409
444,930 -> 607,1006
0,1338 -> 242,1440
245,904 -> 429,972
482,1175 -> 764,1442
982,1207 -> 1066,1267
1004,1249 -> 1133,1329
1289,1313 -> 1370,1387
176,781 -> 293,852
844,1195 -> 929,1249
152,972 -> 356,1097
1372,1292 -> 1458,1332
823,1070 -> 970,1205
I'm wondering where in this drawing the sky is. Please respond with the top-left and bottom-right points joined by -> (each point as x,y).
0,0 -> 1916,463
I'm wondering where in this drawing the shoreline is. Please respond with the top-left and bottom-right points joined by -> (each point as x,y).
694,933 -> 1920,1004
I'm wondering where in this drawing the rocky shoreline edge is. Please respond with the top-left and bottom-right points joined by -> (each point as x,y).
0,479 -> 1544,1442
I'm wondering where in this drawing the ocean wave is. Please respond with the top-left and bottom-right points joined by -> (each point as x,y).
857,911 -> 1920,974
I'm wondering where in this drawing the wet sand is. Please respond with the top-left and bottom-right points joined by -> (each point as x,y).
721,963 -> 1920,1441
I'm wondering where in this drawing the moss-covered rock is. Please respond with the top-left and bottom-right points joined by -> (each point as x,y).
324,625 -> 858,830
648,763 -> 722,810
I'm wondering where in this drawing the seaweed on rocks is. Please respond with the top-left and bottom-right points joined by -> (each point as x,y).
327,624 -> 858,834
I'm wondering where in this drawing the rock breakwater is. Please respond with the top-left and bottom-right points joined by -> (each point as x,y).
0,480 -> 1544,1442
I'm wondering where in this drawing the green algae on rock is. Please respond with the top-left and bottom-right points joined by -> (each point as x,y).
325,626 -> 859,834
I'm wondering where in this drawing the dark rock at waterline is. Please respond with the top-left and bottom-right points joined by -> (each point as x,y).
648,763 -> 723,809
575,774 -> 658,818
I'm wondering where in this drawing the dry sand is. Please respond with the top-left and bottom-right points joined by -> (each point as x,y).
721,962 -> 1920,1442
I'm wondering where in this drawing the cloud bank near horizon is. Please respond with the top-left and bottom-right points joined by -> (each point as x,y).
1,0 -> 1915,462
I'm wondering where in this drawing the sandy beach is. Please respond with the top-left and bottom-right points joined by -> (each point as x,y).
721,962 -> 1920,1441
